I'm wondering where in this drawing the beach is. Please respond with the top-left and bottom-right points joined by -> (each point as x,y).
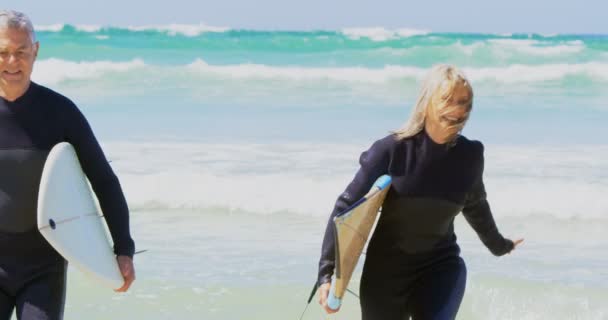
28,25 -> 608,319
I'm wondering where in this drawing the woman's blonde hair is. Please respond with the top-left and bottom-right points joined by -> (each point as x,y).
393,64 -> 473,140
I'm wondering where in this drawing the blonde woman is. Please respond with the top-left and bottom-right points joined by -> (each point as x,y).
317,65 -> 523,319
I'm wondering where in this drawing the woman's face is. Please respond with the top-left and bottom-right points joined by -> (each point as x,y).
425,84 -> 472,144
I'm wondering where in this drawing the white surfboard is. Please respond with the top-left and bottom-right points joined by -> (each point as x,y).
37,142 -> 123,289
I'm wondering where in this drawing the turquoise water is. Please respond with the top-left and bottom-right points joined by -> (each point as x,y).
36,25 -> 608,66
32,25 -> 608,145
22,25 -> 608,319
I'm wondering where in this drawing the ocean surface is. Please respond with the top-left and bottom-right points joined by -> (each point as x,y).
23,24 -> 608,319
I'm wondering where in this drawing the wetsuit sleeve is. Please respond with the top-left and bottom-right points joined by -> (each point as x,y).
318,138 -> 391,285
462,143 -> 513,256
63,103 -> 135,257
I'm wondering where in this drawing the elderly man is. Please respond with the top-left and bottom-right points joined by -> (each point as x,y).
0,10 -> 135,320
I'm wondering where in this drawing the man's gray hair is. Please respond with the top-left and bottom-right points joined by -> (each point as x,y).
0,10 -> 36,43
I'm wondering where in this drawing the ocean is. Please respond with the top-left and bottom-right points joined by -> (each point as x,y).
26,24 -> 608,319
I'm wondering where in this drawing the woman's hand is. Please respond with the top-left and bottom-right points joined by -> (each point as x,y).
318,282 -> 340,314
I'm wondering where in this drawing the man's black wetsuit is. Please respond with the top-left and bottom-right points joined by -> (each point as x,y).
0,82 -> 134,320
318,131 -> 513,320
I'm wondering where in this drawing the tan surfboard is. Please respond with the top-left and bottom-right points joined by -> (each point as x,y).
327,175 -> 391,310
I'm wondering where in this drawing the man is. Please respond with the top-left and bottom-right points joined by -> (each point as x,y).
0,10 -> 135,320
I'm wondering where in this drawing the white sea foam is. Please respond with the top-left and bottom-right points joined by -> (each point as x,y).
186,60 -> 608,84
126,23 -> 230,36
35,24 -> 104,32
32,58 -> 608,87
36,23 -> 230,36
185,58 -> 425,83
341,27 -> 430,41
488,39 -> 585,56
34,24 -> 65,32
100,142 -> 608,222
32,58 -> 146,84
452,41 -> 485,56
74,24 -> 103,32
467,63 -> 608,83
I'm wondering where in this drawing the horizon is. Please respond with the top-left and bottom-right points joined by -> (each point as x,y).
31,23 -> 607,37
11,0 -> 607,35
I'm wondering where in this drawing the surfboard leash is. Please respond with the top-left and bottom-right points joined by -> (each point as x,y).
297,281 -> 319,320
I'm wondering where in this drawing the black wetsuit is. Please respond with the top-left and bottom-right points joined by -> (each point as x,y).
0,82 -> 134,320
318,131 -> 513,320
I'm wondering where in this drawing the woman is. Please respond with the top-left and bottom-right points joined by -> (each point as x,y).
317,64 -> 523,320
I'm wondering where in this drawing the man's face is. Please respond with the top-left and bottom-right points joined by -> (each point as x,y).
0,27 -> 38,97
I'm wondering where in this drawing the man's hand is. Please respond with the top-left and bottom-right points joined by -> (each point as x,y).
114,255 -> 135,292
